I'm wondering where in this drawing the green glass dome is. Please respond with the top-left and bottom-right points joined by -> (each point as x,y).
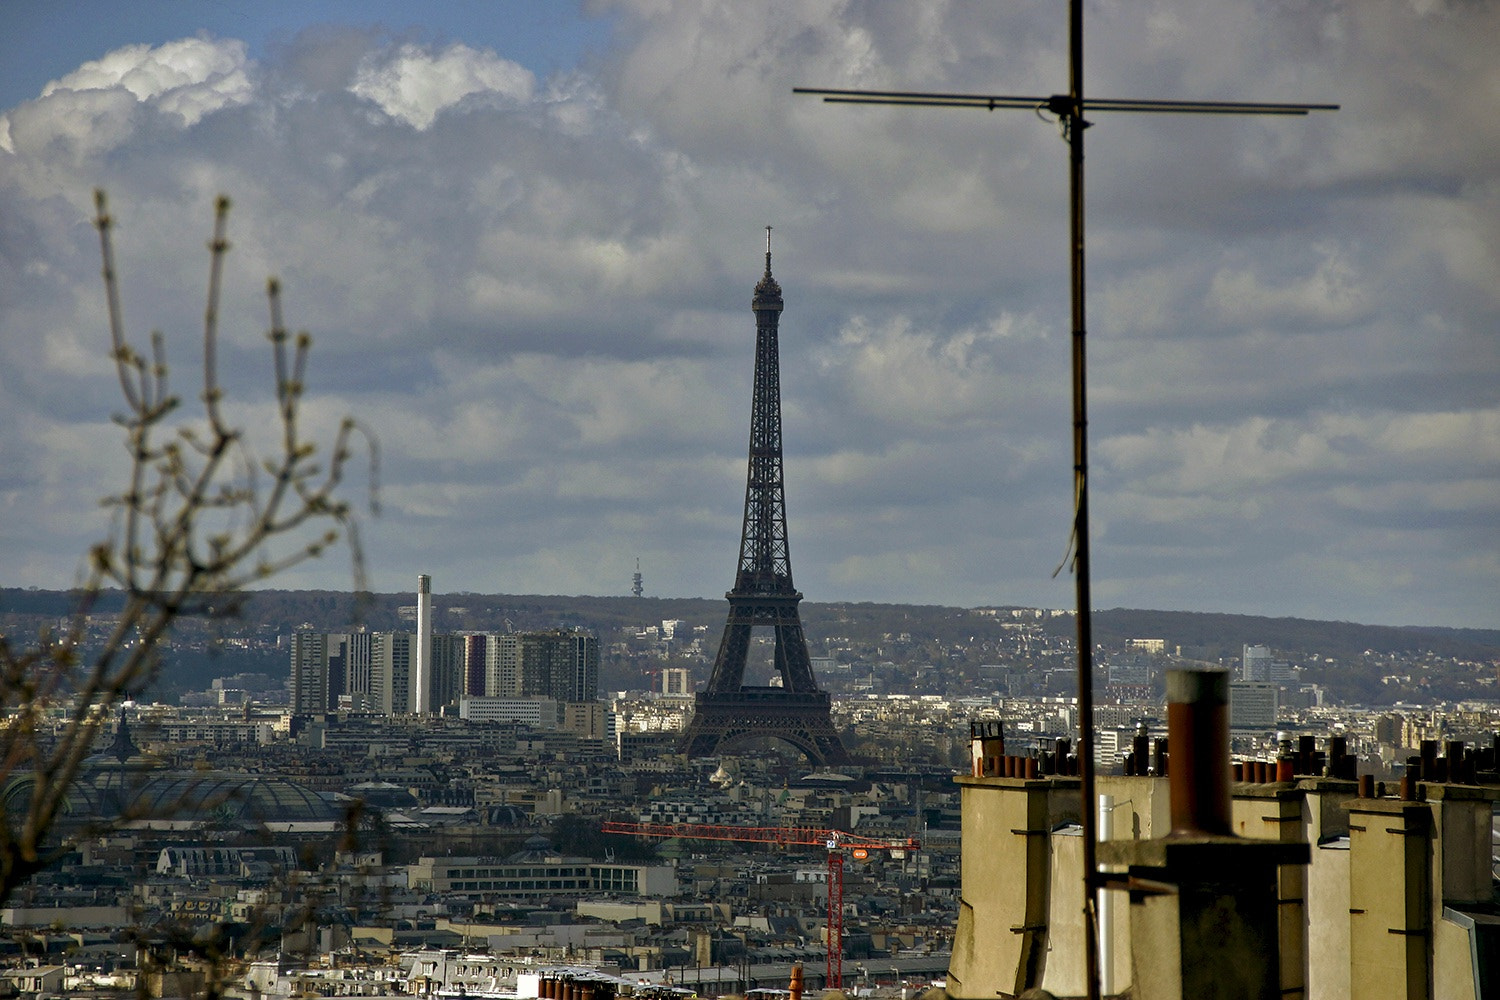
132,772 -> 339,826
2,769 -> 338,830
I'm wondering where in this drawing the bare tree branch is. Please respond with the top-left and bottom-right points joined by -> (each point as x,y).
0,191 -> 377,907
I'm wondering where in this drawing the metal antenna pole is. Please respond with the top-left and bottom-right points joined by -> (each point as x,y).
797,8 -> 1335,999
1063,5 -> 1103,998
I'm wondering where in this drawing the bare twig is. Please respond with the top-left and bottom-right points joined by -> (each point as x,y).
0,191 -> 376,907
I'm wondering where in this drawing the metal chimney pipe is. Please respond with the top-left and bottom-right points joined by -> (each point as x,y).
1098,793 -> 1116,995
1166,669 -> 1232,835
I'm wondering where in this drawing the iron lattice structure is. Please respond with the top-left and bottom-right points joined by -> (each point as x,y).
680,235 -> 851,765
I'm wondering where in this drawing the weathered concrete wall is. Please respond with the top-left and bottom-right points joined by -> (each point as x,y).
1349,798 -> 1432,1000
1306,837 -> 1352,1000
1095,774 -> 1170,994
1040,827 -> 1086,998
946,775 -> 1079,1000
1104,836 -> 1305,1000
947,761 -> 1494,1000
1426,786 -> 1493,907
1231,785 -> 1308,999
1433,915 -> 1480,1000
1301,780 -> 1356,1000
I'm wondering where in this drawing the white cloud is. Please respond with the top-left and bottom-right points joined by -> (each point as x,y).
811,311 -> 1050,433
0,37 -> 252,158
1099,407 -> 1500,496
47,36 -> 253,127
349,42 -> 533,129
1208,243 -> 1372,329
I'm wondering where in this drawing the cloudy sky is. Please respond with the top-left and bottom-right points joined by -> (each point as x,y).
1,1 -> 1495,630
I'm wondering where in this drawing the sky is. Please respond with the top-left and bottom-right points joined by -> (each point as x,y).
0,1 -> 1496,630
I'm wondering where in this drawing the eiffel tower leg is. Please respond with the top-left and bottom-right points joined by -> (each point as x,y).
772,619 -> 817,693
679,703 -> 721,759
706,621 -> 753,693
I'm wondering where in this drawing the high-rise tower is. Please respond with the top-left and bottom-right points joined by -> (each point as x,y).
679,230 -> 851,765
414,573 -> 433,714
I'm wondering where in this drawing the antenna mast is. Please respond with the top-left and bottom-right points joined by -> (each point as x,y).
796,6 -> 1335,998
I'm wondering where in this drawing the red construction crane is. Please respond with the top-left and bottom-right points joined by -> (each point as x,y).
601,821 -> 919,990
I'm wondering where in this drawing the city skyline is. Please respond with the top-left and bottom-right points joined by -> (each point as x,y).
1,2 -> 1496,630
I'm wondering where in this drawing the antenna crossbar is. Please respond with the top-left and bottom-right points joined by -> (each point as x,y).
794,87 -> 1337,116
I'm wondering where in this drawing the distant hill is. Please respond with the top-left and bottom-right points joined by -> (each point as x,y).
4,588 -> 1496,663
1081,608 -> 1500,664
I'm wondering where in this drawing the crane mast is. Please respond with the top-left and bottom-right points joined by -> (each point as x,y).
602,820 -> 919,990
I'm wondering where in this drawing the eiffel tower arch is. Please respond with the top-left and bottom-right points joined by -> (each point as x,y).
680,231 -> 852,766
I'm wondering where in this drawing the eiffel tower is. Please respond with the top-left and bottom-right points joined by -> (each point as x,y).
679,230 -> 852,765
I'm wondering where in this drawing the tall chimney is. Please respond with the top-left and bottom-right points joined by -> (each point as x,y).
414,574 -> 432,715
1166,668 -> 1231,835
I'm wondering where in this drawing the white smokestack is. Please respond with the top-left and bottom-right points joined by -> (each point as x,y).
414,574 -> 432,715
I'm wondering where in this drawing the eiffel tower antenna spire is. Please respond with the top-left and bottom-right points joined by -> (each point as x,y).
797,5 -> 1335,997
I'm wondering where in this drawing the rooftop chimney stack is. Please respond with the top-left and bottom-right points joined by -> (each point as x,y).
969,719 -> 1005,776
1101,668 -> 1309,1000
1166,668 -> 1231,835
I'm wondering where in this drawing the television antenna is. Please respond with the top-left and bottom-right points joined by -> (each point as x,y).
797,4 -> 1335,998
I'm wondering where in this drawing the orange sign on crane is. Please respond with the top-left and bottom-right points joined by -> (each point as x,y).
601,820 -> 919,991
